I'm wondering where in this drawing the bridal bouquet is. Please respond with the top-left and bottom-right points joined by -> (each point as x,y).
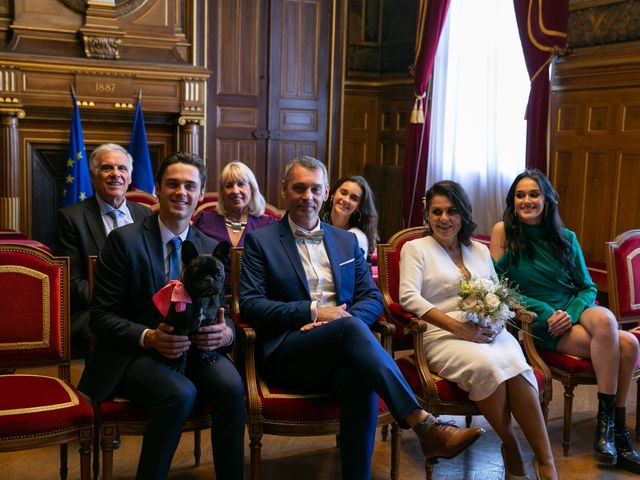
457,277 -> 522,328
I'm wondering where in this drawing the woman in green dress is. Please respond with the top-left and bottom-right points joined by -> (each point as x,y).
490,170 -> 640,474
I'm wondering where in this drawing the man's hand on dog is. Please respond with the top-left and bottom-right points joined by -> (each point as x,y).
145,323 -> 190,359
192,307 -> 232,351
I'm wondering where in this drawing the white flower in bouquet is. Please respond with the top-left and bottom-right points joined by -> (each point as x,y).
458,276 -> 521,328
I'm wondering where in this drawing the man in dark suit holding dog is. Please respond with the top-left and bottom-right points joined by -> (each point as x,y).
239,156 -> 483,479
56,143 -> 152,353
79,152 -> 245,480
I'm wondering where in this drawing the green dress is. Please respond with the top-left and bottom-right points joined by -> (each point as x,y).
494,223 -> 597,351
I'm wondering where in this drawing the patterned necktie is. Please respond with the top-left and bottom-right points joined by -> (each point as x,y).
168,237 -> 182,281
106,209 -> 123,229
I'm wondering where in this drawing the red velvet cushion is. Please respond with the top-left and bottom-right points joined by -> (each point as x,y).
100,397 -> 212,423
0,375 -> 93,438
396,356 -> 472,404
613,239 -> 640,318
0,250 -> 63,363
256,379 -> 389,424
538,349 -> 595,374
532,368 -> 545,391
398,355 -> 547,402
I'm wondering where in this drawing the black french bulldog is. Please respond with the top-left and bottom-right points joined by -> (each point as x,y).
157,239 -> 230,373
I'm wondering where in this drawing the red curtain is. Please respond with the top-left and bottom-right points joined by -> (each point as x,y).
513,0 -> 569,173
401,0 -> 451,228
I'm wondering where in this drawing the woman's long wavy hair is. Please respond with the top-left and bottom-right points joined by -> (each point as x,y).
503,169 -> 574,271
423,180 -> 477,246
320,175 -> 379,256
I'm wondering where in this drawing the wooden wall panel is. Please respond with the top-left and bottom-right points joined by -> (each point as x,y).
266,0 -> 329,208
209,0 -> 267,194
550,42 -> 640,266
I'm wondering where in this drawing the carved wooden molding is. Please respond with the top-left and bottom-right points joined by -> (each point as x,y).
82,35 -> 122,60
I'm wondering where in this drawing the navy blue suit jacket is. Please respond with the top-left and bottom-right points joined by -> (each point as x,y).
239,215 -> 383,359
78,215 -> 232,402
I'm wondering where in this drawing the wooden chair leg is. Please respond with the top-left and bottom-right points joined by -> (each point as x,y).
636,379 -> 640,440
101,423 -> 117,480
562,383 -> 576,457
78,426 -> 93,480
92,417 -> 101,479
249,432 -> 263,480
381,423 -> 389,441
194,429 -> 202,466
426,458 -> 437,480
390,422 -> 402,480
465,414 -> 472,427
59,443 -> 68,480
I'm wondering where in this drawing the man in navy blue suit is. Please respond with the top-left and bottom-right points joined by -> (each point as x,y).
79,152 -> 245,480
240,156 -> 483,479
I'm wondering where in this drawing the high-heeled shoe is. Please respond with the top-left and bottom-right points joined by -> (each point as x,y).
531,457 -> 541,480
501,445 -> 529,480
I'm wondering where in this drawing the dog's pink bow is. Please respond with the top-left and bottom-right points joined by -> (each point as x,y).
153,280 -> 192,317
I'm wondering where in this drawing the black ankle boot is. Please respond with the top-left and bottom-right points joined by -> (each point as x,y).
614,407 -> 640,474
593,392 -> 617,464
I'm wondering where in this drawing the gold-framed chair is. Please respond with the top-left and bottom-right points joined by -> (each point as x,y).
231,247 -> 400,480
606,229 -> 640,437
264,203 -> 285,220
124,190 -> 159,212
0,244 -> 93,480
377,227 -> 552,477
87,255 -> 211,480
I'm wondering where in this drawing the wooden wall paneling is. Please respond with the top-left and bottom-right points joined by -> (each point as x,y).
208,0 -> 267,195
616,151 -> 640,233
341,93 -> 378,176
266,0 -> 330,208
550,43 -> 640,265
378,98 -> 407,166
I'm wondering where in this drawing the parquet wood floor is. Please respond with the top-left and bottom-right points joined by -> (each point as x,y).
2,361 -> 639,479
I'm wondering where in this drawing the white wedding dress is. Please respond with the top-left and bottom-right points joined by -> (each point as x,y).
399,235 -> 536,401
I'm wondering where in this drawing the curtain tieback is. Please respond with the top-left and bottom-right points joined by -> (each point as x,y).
410,92 -> 427,124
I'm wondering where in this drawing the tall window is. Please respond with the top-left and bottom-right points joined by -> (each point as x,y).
426,0 -> 529,235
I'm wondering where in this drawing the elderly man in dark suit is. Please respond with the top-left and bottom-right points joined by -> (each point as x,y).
78,152 -> 245,480
56,143 -> 152,353
239,156 -> 483,479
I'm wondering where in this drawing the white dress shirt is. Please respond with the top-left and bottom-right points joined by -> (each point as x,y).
287,217 -> 337,321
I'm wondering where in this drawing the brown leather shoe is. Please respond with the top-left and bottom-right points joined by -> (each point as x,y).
413,420 -> 484,460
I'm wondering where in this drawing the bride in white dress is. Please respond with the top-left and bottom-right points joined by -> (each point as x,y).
399,180 -> 557,480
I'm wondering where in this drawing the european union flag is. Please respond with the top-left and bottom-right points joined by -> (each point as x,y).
129,97 -> 154,193
62,95 -> 93,206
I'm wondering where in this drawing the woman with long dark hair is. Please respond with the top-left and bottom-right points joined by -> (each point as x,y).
319,175 -> 379,260
490,170 -> 640,474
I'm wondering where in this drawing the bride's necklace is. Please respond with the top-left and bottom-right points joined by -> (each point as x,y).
442,243 -> 470,278
225,217 -> 247,233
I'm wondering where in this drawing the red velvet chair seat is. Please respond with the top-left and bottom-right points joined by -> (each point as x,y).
0,244 -> 93,479
396,355 -> 547,405
0,375 -> 93,438
256,379 -> 390,425
538,349 -> 595,375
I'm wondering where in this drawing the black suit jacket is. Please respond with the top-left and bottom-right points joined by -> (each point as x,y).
55,195 -> 152,313
78,215 -> 233,402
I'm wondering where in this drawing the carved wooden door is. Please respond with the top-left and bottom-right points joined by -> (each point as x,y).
209,0 -> 332,209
